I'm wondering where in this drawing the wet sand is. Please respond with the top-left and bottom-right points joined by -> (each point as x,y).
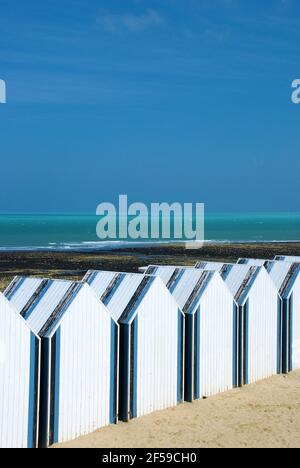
55,371 -> 300,449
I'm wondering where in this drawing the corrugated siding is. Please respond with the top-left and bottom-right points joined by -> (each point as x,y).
6,277 -> 44,313
87,271 -> 148,322
135,279 -> 180,418
146,266 -> 176,285
0,294 -> 36,448
104,274 -> 145,322
25,281 -> 72,336
195,262 -> 252,300
197,274 -> 234,398
245,269 -> 278,384
85,271 -> 117,298
225,265 -> 253,298
54,285 -> 115,443
268,262 -> 292,291
172,270 -> 207,310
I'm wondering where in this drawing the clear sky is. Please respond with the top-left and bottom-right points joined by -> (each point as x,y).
0,0 -> 300,213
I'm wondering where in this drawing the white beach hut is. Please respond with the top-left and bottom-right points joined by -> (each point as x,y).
0,292 -> 40,448
144,265 -> 237,401
4,277 -> 118,447
266,261 -> 300,373
83,270 -> 184,422
237,258 -> 300,373
195,262 -> 280,386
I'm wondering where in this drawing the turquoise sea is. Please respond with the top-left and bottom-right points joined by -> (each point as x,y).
0,213 -> 299,251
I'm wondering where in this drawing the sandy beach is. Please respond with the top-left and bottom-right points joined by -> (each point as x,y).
55,370 -> 300,449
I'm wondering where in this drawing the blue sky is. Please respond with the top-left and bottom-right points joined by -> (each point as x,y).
0,0 -> 300,213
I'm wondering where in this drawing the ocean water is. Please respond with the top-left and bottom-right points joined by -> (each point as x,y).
0,213 -> 299,251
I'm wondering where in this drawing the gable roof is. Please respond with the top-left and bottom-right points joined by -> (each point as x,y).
236,258 -> 300,299
147,262 -> 260,305
232,266 -> 261,304
83,270 -> 117,300
144,265 -> 194,289
144,265 -> 235,313
5,276 -> 84,337
195,261 -> 261,304
265,261 -> 300,298
0,291 -> 37,337
274,256 -> 300,262
151,267 -> 214,310
195,261 -> 227,271
178,270 -> 214,314
84,270 -> 157,323
237,258 -> 266,267
4,277 -> 44,312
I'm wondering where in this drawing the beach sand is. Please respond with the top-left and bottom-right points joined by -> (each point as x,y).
55,371 -> 300,449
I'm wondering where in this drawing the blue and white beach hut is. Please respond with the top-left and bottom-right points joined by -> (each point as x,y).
5,277 -> 118,447
0,292 -> 40,448
238,258 -> 300,373
84,271 -> 184,422
144,265 -> 236,401
195,262 -> 280,386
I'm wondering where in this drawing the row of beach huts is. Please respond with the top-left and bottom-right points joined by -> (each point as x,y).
0,254 -> 300,448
